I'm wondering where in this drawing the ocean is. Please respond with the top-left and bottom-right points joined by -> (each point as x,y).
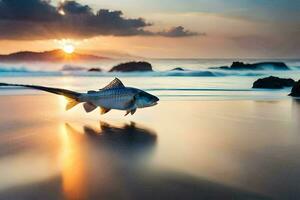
0,58 -> 299,100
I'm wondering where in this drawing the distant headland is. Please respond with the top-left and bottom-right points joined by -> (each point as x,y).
0,49 -> 109,62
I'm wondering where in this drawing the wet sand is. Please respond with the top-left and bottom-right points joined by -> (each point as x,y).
0,95 -> 300,199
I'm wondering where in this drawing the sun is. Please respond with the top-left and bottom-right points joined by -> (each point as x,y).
63,44 -> 75,54
56,39 -> 79,54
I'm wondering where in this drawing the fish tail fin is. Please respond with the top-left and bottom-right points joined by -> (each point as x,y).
0,82 -> 81,100
66,98 -> 80,111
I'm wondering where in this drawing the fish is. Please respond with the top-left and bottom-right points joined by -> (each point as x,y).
0,78 -> 159,116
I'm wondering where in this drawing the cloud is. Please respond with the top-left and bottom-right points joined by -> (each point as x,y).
58,1 -> 92,15
0,0 -> 60,21
157,26 -> 202,37
0,0 -> 201,40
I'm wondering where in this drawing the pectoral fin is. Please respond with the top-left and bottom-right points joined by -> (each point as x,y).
125,110 -> 131,116
83,102 -> 97,113
131,109 -> 136,115
125,109 -> 137,116
124,98 -> 135,110
100,107 -> 111,115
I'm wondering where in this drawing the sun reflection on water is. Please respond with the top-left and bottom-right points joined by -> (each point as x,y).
59,124 -> 87,200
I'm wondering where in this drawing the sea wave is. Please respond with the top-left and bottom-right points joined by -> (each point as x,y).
0,67 -> 287,77
0,66 -> 61,76
62,70 -> 265,77
0,66 -> 29,72
66,70 -> 224,77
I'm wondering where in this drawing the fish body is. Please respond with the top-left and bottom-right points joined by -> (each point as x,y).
0,78 -> 159,116
81,87 -> 141,110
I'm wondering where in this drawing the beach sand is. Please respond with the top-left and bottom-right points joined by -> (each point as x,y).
0,95 -> 300,199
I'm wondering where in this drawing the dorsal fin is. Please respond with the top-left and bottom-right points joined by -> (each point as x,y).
101,78 -> 125,90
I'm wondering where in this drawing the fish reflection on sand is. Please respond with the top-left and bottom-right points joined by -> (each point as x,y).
65,121 -> 157,155
60,121 -> 157,200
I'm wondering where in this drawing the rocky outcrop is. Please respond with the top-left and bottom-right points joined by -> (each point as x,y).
289,80 -> 300,97
109,62 -> 153,72
171,67 -> 185,71
211,61 -> 290,70
88,68 -> 102,72
253,76 -> 295,89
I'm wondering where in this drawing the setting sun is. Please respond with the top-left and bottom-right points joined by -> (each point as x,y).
63,44 -> 75,54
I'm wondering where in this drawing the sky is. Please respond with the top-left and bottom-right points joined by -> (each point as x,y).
0,0 -> 299,58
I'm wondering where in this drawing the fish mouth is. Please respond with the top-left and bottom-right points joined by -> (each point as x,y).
142,101 -> 158,108
150,101 -> 158,106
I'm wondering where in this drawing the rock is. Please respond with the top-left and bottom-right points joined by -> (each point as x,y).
109,61 -> 153,72
214,66 -> 228,69
253,76 -> 295,89
171,67 -> 185,71
289,80 -> 300,97
211,61 -> 290,70
88,68 -> 102,72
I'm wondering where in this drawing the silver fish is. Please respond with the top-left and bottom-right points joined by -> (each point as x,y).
0,78 -> 159,116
